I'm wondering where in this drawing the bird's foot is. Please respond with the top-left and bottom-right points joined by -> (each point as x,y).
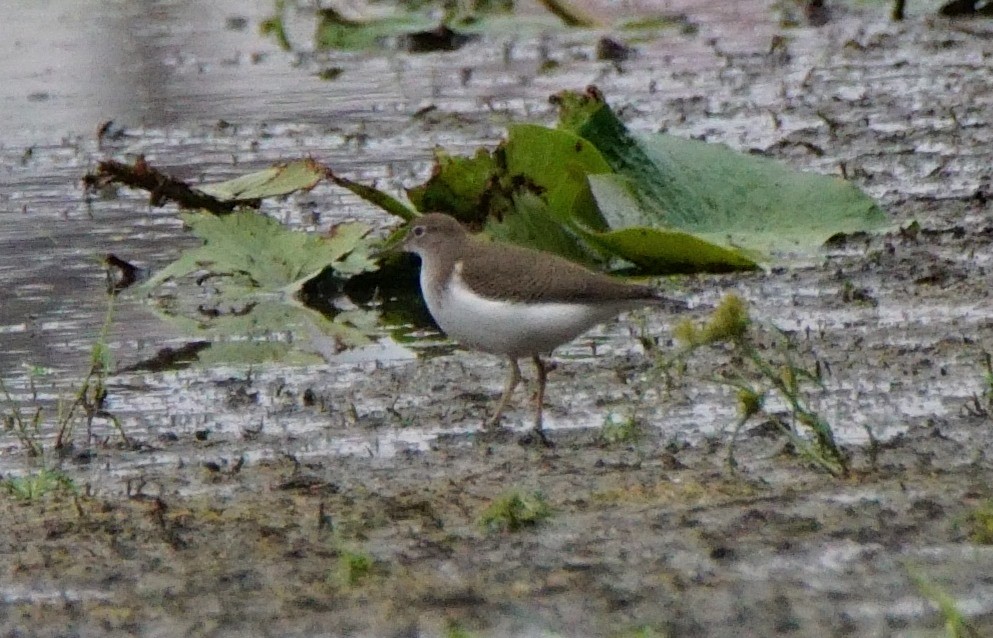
483,413 -> 504,430
517,427 -> 554,448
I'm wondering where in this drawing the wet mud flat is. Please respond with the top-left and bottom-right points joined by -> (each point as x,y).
2,417 -> 992,637
3,2 -> 993,637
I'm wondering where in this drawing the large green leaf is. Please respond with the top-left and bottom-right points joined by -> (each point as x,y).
584,174 -> 762,270
143,211 -> 375,293
557,90 -> 887,254
573,218 -> 761,274
87,155 -> 389,365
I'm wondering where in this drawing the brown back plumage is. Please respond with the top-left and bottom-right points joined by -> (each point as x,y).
401,213 -> 686,311
460,240 -> 656,304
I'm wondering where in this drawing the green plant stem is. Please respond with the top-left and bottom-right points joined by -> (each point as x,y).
737,340 -> 846,476
0,375 -> 44,456
725,410 -> 751,472
907,566 -> 981,638
55,294 -> 117,450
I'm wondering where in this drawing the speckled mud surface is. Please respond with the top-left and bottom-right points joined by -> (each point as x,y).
2,1 -> 993,636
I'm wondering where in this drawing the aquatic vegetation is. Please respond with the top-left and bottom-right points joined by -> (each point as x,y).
1,295 -> 125,457
958,500 -> 993,545
478,490 -> 552,533
665,294 -> 848,476
1,468 -> 76,502
334,549 -> 375,587
598,412 -> 644,445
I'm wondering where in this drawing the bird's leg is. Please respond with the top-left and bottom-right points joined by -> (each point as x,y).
531,355 -> 547,431
518,355 -> 553,447
486,357 -> 521,428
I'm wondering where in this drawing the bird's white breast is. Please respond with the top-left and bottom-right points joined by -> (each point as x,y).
421,262 -> 632,359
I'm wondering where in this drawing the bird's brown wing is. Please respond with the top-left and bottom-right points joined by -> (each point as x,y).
458,240 -> 660,304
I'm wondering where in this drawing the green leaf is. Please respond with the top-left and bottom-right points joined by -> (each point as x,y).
403,127 -> 613,264
584,174 -> 761,270
263,2 -> 578,53
556,89 -> 888,256
198,159 -> 325,202
259,14 -> 291,51
315,9 -> 435,51
142,211 -> 375,293
502,124 -> 611,230
574,218 -> 760,274
407,148 -> 499,220
483,191 -> 600,267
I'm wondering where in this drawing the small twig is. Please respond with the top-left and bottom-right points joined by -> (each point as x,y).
82,157 -> 246,215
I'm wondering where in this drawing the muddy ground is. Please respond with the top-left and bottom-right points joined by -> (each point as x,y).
3,1 -> 993,637
3,420 -> 992,637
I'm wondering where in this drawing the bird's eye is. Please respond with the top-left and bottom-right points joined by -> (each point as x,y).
412,226 -> 426,237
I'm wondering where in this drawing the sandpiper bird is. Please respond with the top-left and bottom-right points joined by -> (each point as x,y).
400,213 -> 686,433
